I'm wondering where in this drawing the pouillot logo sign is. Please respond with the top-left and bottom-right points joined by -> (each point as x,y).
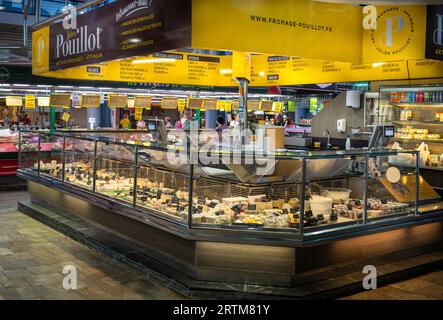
426,5 -> 443,60
55,26 -> 103,59
370,7 -> 414,56
46,0 -> 191,71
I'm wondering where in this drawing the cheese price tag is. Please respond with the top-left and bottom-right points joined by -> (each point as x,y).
61,112 -> 70,122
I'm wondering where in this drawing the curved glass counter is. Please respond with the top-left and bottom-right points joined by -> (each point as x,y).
17,129 -> 443,245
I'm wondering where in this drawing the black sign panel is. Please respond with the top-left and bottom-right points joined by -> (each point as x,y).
49,0 -> 191,71
426,5 -> 443,61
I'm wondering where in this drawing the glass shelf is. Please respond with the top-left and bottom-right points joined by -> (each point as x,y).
394,137 -> 443,144
391,103 -> 443,108
392,120 -> 443,126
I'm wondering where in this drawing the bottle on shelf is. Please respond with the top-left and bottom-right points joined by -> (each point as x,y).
345,135 -> 351,151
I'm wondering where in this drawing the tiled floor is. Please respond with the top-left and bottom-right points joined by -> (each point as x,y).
0,191 -> 184,300
1,190 -> 442,300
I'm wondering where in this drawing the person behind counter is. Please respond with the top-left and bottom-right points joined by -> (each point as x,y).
274,113 -> 285,126
229,113 -> 240,128
136,118 -> 146,130
215,116 -> 227,132
182,108 -> 198,131
119,113 -> 132,129
165,116 -> 173,129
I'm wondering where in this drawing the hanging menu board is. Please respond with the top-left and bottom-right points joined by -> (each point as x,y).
273,102 -> 283,113
80,94 -> 101,108
188,98 -> 204,110
49,93 -> 71,108
203,98 -> 217,110
232,100 -> 239,110
6,96 -> 23,107
134,96 -> 151,109
161,97 -> 178,109
25,95 -> 36,109
260,100 -> 273,111
134,108 -> 143,121
216,100 -> 226,111
108,95 -> 127,108
127,98 -> 135,109
177,98 -> 187,111
248,100 -> 261,111
38,96 -> 50,107
224,100 -> 232,112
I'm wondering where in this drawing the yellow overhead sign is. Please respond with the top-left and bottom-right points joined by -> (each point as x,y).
362,5 -> 427,63
25,95 -> 36,109
192,0 -> 362,62
32,52 -> 443,87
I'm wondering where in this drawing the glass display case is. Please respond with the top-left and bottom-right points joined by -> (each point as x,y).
17,129 -> 442,243
377,85 -> 443,171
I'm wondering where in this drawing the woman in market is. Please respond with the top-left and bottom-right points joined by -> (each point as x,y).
215,116 -> 227,132
274,113 -> 285,126
119,113 -> 132,129
181,108 -> 195,131
164,116 -> 173,129
136,118 -> 146,130
229,113 -> 240,128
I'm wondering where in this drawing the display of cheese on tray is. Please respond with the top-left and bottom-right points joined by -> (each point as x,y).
254,201 -> 273,211
222,197 -> 248,207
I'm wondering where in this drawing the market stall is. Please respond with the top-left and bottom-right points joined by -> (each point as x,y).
18,0 -> 443,296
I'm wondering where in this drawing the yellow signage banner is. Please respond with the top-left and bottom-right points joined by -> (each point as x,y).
108,95 -> 127,108
50,94 -> 70,108
248,100 -> 261,111
232,51 -> 251,81
35,53 -> 443,87
177,98 -> 187,111
80,94 -> 101,108
134,96 -> 151,109
362,5 -> 426,63
188,98 -> 204,109
203,98 -> 217,110
25,95 -> 36,109
32,26 -> 49,74
134,108 -> 143,121
192,0 -> 362,62
162,97 -> 178,109
260,100 -> 273,111
6,96 -> 22,107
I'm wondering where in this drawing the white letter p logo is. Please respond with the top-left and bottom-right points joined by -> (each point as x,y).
380,16 -> 405,47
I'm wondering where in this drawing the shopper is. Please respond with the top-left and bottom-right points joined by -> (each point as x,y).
23,114 -> 32,125
165,116 -> 173,129
274,113 -> 284,126
285,118 -> 294,127
174,120 -> 182,129
136,118 -> 146,129
215,116 -> 227,132
119,114 -> 132,129
230,113 -> 240,128
182,108 -> 195,131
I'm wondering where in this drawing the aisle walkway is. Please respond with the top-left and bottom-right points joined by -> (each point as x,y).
0,191 -> 183,300
0,191 -> 442,300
